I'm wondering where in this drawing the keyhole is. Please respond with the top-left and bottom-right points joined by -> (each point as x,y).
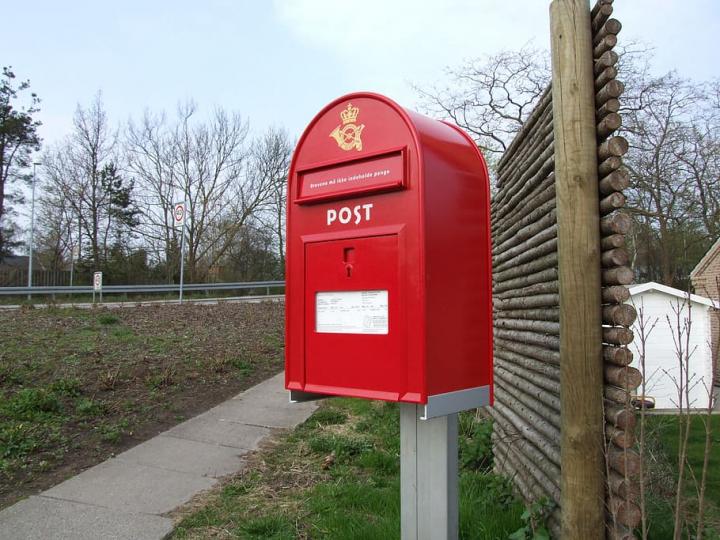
343,247 -> 355,278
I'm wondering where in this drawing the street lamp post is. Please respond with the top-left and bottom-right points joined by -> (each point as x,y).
27,162 -> 40,301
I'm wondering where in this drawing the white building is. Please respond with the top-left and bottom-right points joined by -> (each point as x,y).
627,282 -> 716,410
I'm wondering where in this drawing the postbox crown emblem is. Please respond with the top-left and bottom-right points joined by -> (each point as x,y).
330,102 -> 364,152
339,103 -> 359,124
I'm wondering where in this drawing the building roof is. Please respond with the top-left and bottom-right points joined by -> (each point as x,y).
629,282 -> 717,308
691,237 -> 720,279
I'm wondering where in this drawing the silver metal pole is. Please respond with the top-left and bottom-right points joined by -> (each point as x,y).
27,163 -> 38,301
400,404 -> 459,540
179,219 -> 186,304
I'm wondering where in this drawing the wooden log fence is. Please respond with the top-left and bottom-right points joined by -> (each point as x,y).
490,0 -> 640,537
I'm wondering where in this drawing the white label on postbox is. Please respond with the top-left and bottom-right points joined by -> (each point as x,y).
315,290 -> 388,334
326,203 -> 373,226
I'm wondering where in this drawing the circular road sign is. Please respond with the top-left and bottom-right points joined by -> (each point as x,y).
173,202 -> 186,226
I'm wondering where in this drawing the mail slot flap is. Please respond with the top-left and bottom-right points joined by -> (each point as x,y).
304,234 -> 405,396
295,147 -> 406,205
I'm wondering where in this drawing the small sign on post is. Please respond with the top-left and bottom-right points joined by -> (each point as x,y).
174,201 -> 187,304
173,201 -> 186,228
93,271 -> 103,304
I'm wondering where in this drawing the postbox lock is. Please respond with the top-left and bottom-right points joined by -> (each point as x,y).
343,247 -> 355,277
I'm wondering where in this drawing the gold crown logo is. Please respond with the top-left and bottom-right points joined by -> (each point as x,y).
330,102 -> 364,151
340,103 -> 360,125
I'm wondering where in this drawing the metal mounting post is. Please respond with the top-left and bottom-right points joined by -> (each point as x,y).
400,403 -> 458,540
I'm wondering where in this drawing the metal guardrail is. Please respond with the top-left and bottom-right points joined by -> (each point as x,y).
0,280 -> 286,296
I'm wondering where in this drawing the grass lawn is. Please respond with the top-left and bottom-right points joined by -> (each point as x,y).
171,399 -> 528,540
0,302 -> 285,509
643,414 -> 720,538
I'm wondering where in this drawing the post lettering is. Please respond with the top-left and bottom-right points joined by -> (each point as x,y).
339,207 -> 352,224
326,202 -> 374,227
362,203 -> 373,221
327,209 -> 337,225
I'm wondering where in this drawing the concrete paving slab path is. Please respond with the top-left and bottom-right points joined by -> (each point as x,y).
0,497 -> 173,540
163,413 -> 272,449
0,372 -> 317,540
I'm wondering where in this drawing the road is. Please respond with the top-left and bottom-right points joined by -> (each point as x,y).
0,294 -> 285,310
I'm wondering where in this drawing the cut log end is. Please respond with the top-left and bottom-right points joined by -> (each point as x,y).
603,266 -> 634,286
594,34 -> 618,59
597,80 -> 625,105
600,192 -> 627,215
602,285 -> 631,304
601,212 -> 632,235
603,345 -> 634,366
601,247 -> 630,268
599,169 -> 630,196
598,136 -> 629,160
602,303 -> 637,326
606,424 -> 635,448
606,403 -> 636,430
603,326 -> 634,346
605,365 -> 643,390
599,156 -> 623,177
608,447 -> 641,477
608,497 -> 642,530
601,234 -> 625,251
598,112 -> 623,139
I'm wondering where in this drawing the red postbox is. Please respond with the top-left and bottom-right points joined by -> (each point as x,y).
285,92 -> 492,418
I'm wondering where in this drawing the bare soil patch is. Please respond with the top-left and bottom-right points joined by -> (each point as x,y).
0,301 -> 284,509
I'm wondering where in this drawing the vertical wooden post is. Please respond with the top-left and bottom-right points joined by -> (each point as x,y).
549,0 -> 605,538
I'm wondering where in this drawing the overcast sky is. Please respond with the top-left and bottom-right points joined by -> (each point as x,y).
5,0 -> 720,148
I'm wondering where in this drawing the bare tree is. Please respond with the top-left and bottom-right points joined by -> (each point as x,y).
621,72 -> 703,285
416,47 -> 719,286
675,104 -> 720,240
43,94 -> 137,270
248,128 -> 292,274
34,178 -> 74,273
620,68 -> 720,287
415,45 -> 549,159
127,103 -> 275,282
125,110 -> 180,279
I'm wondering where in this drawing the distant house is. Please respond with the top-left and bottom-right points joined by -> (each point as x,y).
627,282 -> 716,410
0,256 -> 30,286
691,237 -> 720,384
0,255 -> 54,286
0,255 -> 30,269
0,255 -> 47,271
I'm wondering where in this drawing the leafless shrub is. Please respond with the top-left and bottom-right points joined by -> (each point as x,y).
99,365 -> 122,391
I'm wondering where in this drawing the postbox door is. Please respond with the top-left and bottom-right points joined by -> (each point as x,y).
304,234 -> 404,400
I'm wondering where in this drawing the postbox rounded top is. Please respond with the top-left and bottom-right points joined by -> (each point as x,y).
290,92 -> 487,184
284,92 -> 494,406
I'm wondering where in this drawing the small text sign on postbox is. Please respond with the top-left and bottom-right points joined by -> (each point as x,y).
285,93 -> 493,419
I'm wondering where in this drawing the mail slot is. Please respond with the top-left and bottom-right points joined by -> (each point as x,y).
285,92 -> 493,418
